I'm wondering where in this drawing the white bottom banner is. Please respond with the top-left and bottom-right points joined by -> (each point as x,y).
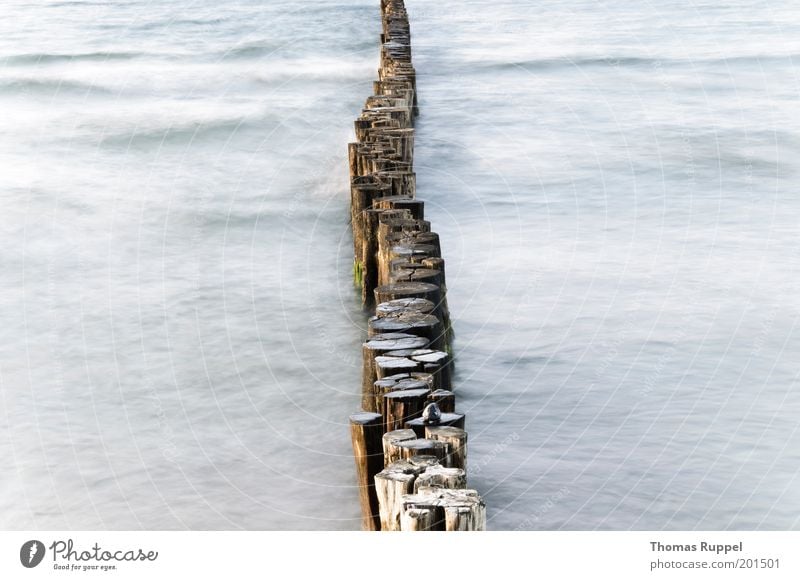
1,531 -> 797,579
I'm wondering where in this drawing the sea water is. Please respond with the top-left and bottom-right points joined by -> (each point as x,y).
1,0 -> 799,530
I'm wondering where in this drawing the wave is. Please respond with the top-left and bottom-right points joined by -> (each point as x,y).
472,53 -> 800,72
219,43 -> 280,60
48,1 -> 116,6
129,16 -> 233,33
0,77 -> 111,95
97,116 -> 263,148
2,51 -> 143,65
501,56 -> 654,70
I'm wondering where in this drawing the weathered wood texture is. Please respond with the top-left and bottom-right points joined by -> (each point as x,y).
425,426 -> 468,471
376,297 -> 435,317
376,459 -> 484,531
347,0 -> 485,531
362,333 -> 429,412
349,412 -> 384,530
375,458 -> 431,531
400,488 -> 486,531
406,412 -> 465,438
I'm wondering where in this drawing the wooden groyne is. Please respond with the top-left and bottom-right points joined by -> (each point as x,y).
348,0 -> 486,532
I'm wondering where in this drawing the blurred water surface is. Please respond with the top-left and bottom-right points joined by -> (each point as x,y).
1,0 -> 799,529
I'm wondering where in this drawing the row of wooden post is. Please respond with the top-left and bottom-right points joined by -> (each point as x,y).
348,0 -> 486,531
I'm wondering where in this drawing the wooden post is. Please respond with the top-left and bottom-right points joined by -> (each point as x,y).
351,178 -> 390,224
441,490 -> 486,531
349,412 -> 384,530
375,297 -> 435,318
387,244 -> 438,273
398,493 -> 445,531
384,388 -> 431,432
400,489 -> 486,531
360,209 -> 412,305
374,170 -> 416,197
368,311 -> 441,344
400,508 -> 438,531
421,257 -> 445,282
379,348 -> 451,389
373,374 -> 429,415
408,349 -> 452,389
360,208 -> 382,306
425,426 -> 468,471
351,178 -> 390,268
374,281 -> 440,307
413,464 -> 466,492
375,469 -> 416,531
377,223 -> 432,287
384,436 -> 447,466
392,438 -> 448,464
405,412 -> 465,437
427,389 -> 455,411
390,267 -> 442,288
373,196 -> 424,219
362,333 -> 429,412
375,355 -> 422,380
369,311 -> 442,350
410,232 -> 442,257
382,429 -> 417,465
374,459 -> 430,531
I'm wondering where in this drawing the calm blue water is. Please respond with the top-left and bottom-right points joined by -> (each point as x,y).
1,0 -> 799,530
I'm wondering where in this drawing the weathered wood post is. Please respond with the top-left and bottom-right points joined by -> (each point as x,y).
362,333 -> 429,411
349,412 -> 384,530
426,426 -> 468,471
